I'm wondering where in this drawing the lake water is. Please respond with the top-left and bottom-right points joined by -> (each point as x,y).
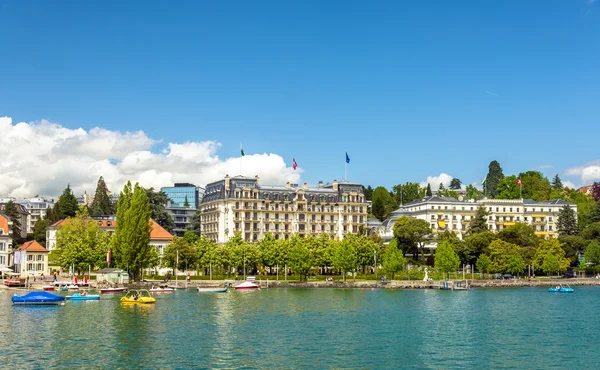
0,286 -> 596,369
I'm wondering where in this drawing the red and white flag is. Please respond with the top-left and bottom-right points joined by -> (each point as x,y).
292,158 -> 297,170
107,249 -> 111,263
516,178 -> 522,187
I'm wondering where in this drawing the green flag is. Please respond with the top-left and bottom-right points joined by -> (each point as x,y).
240,144 -> 245,156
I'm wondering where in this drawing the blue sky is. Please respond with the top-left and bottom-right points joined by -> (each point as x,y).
1,0 -> 599,192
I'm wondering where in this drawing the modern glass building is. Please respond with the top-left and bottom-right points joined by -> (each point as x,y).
160,183 -> 205,236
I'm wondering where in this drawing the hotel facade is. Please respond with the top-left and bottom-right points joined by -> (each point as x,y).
376,196 -> 577,242
200,175 -> 369,243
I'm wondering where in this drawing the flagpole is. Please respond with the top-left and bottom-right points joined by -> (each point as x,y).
344,162 -> 347,181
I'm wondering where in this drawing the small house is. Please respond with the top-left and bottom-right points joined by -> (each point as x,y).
96,268 -> 129,284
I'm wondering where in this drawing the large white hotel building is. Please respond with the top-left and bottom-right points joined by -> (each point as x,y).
200,175 -> 369,243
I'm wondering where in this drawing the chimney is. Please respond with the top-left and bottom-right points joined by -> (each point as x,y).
255,175 -> 260,186
224,174 -> 230,191
318,181 -> 323,188
286,181 -> 291,190
332,179 -> 338,192
303,182 -> 308,190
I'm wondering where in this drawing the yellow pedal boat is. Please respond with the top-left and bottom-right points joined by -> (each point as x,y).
120,289 -> 156,304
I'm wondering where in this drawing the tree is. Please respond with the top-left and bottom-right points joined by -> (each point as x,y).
145,188 -> 174,233
393,216 -> 431,260
287,234 -> 314,281
183,195 -> 190,208
533,239 -> 570,275
90,176 -> 114,216
584,241 -> 600,270
497,223 -> 536,247
552,174 -> 563,190
591,182 -> 600,202
438,182 -> 445,191
46,202 -> 63,223
559,235 -> 589,259
468,206 -> 489,235
382,244 -> 406,280
582,222 -> 600,240
114,182 -> 153,280
434,240 -> 460,278
426,183 -> 432,197
3,201 -> 23,244
449,178 -> 462,190
199,237 -> 224,276
487,239 -> 521,273
476,254 -> 491,276
392,182 -> 423,207
462,232 -> 496,264
506,253 -> 526,276
371,186 -> 394,222
590,203 -> 600,225
163,236 -> 199,272
496,175 -> 520,200
330,238 -> 357,282
485,160 -> 504,198
465,185 -> 483,200
311,233 -> 332,273
57,184 -> 79,218
362,185 -> 374,201
33,218 -> 49,247
518,171 -> 552,201
186,210 -> 202,236
56,207 -> 111,273
557,205 -> 578,236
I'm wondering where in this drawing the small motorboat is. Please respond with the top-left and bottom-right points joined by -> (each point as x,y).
67,284 -> 79,291
120,289 -> 156,304
12,291 -> 65,305
234,281 -> 260,290
197,287 -> 229,293
42,285 -> 55,291
99,287 -> 128,294
66,292 -> 100,301
548,284 -> 574,293
149,286 -> 175,293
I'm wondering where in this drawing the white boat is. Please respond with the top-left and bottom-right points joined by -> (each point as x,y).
196,287 -> 229,293
149,286 -> 175,293
234,281 -> 260,290
67,284 -> 79,291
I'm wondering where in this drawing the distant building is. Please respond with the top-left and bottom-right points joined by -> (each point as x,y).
0,214 -> 13,267
161,183 -> 205,237
0,200 -> 29,239
13,240 -> 49,277
200,175 -> 368,243
375,196 -> 578,243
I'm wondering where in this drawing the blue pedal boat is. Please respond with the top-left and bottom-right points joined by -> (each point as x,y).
12,291 -> 65,305
66,292 -> 100,301
548,284 -> 574,293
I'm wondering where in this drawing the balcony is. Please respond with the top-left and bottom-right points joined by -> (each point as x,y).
532,220 -> 547,225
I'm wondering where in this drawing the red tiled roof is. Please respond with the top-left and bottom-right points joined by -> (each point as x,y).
0,214 -> 8,235
17,240 -> 49,253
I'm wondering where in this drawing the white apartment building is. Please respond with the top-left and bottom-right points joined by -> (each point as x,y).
377,196 -> 577,242
0,214 -> 13,267
200,175 -> 368,243
0,197 -> 55,234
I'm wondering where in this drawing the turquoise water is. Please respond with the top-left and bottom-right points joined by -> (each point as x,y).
0,286 -> 596,369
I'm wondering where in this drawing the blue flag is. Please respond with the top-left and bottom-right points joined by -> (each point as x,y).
345,152 -> 350,164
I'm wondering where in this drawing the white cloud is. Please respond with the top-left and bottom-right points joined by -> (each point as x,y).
0,117 -> 301,198
420,173 -> 455,189
565,160 -> 600,185
563,181 -> 577,190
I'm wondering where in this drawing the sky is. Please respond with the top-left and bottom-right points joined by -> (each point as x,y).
1,0 -> 599,198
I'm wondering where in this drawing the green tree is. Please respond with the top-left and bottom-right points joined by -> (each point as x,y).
114,182 -> 153,280
487,239 -> 521,273
258,232 -> 278,269
468,206 -> 490,235
519,171 -> 552,201
287,234 -> 314,281
557,205 -> 578,236
46,202 -> 62,223
57,184 -> 79,218
3,200 -> 23,244
186,210 -> 202,236
434,240 -> 460,278
371,186 -> 394,222
426,183 -> 432,197
56,207 -> 111,273
506,253 -> 526,276
33,218 -> 49,247
311,233 -> 332,273
552,174 -> 563,190
145,188 -> 174,233
582,222 -> 600,240
449,178 -> 462,190
330,238 -> 357,282
497,223 -> 536,247
476,254 -> 491,276
90,176 -> 114,216
382,244 -> 406,280
225,232 -> 260,276
592,182 -> 600,202
485,160 -> 504,198
393,216 -> 431,260
354,235 -> 379,273
463,232 -> 496,264
362,185 -> 374,201
465,184 -> 483,200
392,182 -> 424,207
589,202 -> 600,225
533,239 -> 570,275
584,241 -> 600,270
163,236 -> 199,272
496,175 -> 521,199
559,235 -> 589,260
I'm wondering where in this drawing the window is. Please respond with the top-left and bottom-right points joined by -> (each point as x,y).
509,208 -> 512,212
0,256 -> 4,264
496,207 -> 499,212
445,206 -> 448,210
549,226 -> 553,231
431,206 -> 435,210
28,255 -> 33,261
37,255 -> 43,261
503,208 -> 506,212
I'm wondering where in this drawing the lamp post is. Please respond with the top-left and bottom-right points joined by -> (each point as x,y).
374,250 -> 377,280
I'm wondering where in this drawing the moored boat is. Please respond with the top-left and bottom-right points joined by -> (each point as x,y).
12,291 -> 65,305
234,281 -> 260,290
548,284 -> 574,293
120,289 -> 156,304
42,285 -> 55,291
197,287 -> 229,293
149,286 -> 175,293
66,292 -> 100,301
99,287 -> 128,294
67,284 -> 79,291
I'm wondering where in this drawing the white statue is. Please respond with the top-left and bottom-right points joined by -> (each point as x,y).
423,268 -> 429,282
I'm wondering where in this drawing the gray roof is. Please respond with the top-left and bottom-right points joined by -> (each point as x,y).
536,199 -> 576,206
96,268 -> 126,274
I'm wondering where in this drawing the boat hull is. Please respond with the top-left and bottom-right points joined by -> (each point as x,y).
42,286 -> 55,291
234,286 -> 260,290
100,288 -> 128,294
196,287 -> 228,293
120,297 -> 156,304
12,291 -> 65,305
66,295 -> 100,301
548,288 -> 574,293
